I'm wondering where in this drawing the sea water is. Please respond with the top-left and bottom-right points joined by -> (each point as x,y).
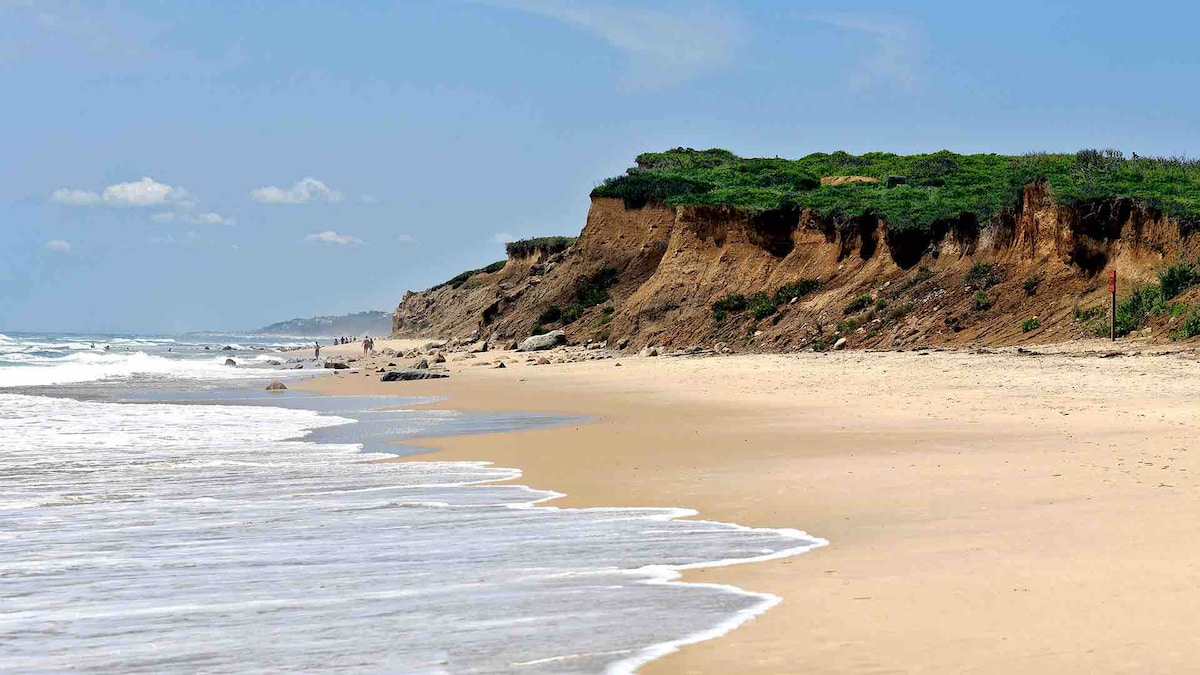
0,332 -> 825,673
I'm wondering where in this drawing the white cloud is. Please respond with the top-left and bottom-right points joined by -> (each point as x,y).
150,212 -> 175,223
45,239 -> 71,252
102,177 -> 193,207
52,177 -> 192,208
804,13 -> 920,90
359,194 -> 379,204
493,232 -> 514,244
397,234 -> 417,244
251,177 -> 344,204
306,230 -> 363,245
182,212 -> 233,226
51,188 -> 101,205
489,0 -> 742,88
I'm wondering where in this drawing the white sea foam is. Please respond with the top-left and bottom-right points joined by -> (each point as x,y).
0,350 -> 286,388
0,392 -> 825,673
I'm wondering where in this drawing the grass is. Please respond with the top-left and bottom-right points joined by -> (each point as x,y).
1021,317 -> 1041,332
505,236 -> 576,258
592,147 -> 1200,235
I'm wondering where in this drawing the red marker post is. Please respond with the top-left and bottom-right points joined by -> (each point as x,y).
1109,270 -> 1117,341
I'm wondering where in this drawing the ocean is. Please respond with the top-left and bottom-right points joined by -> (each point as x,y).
0,332 -> 825,673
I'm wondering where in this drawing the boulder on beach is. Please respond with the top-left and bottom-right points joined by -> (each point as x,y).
468,340 -> 489,354
433,352 -> 446,363
221,345 -> 234,351
380,369 -> 450,382
265,380 -> 287,391
518,330 -> 565,352
324,361 -> 350,370
224,358 -> 237,366
412,358 -> 429,370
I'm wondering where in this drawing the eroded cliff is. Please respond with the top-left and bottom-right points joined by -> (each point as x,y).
393,182 -> 1200,352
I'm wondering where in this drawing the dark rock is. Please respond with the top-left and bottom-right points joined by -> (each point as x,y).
224,358 -> 237,366
413,358 -> 429,370
324,361 -> 350,370
494,361 -> 506,369
265,380 -> 287,391
221,345 -> 235,351
380,369 -> 450,382
433,353 -> 446,363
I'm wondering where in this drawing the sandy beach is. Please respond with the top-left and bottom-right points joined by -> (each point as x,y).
300,339 -> 1200,673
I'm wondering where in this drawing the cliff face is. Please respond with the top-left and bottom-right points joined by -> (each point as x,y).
394,185 -> 1199,350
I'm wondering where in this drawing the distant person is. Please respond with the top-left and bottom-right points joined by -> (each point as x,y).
314,341 -> 321,359
363,336 -> 371,355
103,345 -> 110,352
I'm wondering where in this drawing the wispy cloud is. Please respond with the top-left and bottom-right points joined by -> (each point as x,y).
181,212 -> 233,226
52,177 -> 193,208
397,234 -> 417,244
487,0 -> 743,88
359,194 -> 379,204
803,12 -> 920,90
44,239 -> 71,252
251,178 -> 344,204
306,230 -> 363,245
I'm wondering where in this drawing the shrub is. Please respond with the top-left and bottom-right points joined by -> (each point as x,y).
1157,261 -> 1200,299
538,305 -> 563,324
561,304 -> 585,324
866,329 -> 880,338
972,290 -> 993,311
575,268 -> 619,308
844,294 -> 873,314
591,148 -> 1200,234
713,309 -> 728,323
713,293 -> 748,311
1176,307 -> 1200,338
530,325 -> 549,336
748,293 -> 778,320
1023,275 -> 1041,296
965,262 -> 1002,290
773,278 -> 820,304
886,302 -> 915,322
1073,305 -> 1105,321
1021,317 -> 1041,332
440,259 -> 507,289
836,319 -> 858,333
875,298 -> 888,310
505,236 -> 576,258
1114,284 -> 1165,336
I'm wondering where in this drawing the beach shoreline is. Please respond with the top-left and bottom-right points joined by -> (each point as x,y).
299,339 -> 1200,673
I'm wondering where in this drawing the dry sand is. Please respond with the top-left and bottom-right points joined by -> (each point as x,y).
296,339 -> 1200,673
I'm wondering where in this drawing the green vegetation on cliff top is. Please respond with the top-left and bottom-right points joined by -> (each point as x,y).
505,236 -> 576,258
591,148 -> 1200,232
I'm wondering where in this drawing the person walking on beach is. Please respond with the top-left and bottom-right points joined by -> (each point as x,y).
314,341 -> 321,359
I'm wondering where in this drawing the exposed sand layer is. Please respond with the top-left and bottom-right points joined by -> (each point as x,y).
296,341 -> 1200,673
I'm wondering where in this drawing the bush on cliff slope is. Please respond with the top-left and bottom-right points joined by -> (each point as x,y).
591,147 -> 1200,234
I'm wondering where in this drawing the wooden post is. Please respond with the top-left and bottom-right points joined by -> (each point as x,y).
1109,269 -> 1117,341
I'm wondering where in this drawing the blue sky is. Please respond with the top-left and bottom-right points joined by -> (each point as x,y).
2,0 -> 1198,333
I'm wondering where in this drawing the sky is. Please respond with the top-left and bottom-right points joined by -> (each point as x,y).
3,0 -> 1198,333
